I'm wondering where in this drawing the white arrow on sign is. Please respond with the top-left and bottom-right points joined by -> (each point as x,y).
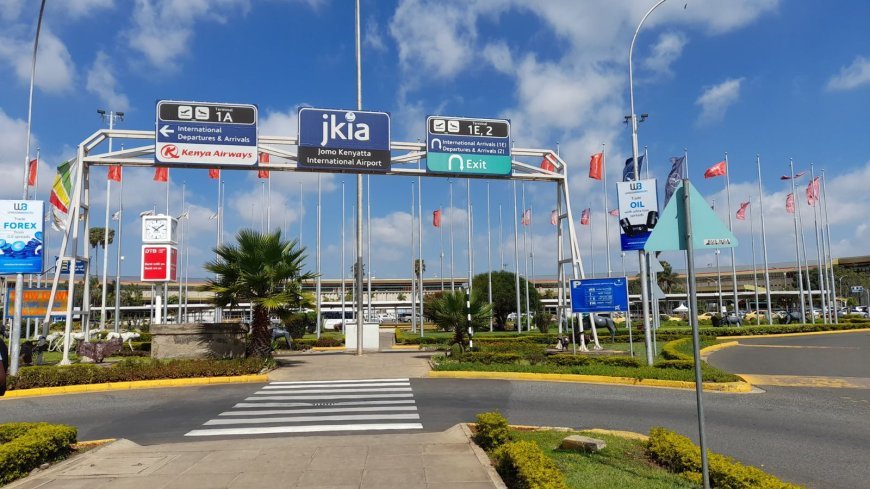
159,125 -> 175,138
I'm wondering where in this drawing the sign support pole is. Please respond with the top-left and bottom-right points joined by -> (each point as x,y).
682,179 -> 711,489
355,0 -> 363,356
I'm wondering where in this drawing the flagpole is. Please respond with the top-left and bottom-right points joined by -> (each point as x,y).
588,205 -> 595,277
214,177 -> 223,323
449,179 -> 455,291
487,183 -> 493,332
99,112 -> 116,330
602,144 -> 612,277
521,184 -> 529,332
644,145 -> 650,180
794,169 -> 814,323
499,203 -> 504,270
341,180 -> 346,326
418,173 -> 424,337
528,204 -> 535,333
112,166 -> 124,332
299,182 -> 304,245
809,165 -> 827,322
467,179 -> 473,294
439,207 -> 444,291
723,153 -> 739,315
789,159 -> 807,323
754,155 -> 773,324
366,175 -> 372,319
512,181 -> 522,333
178,183 -> 185,324
748,198 -> 761,325
316,174 -> 322,338
683,148 -> 691,315
410,182 -> 417,333
821,170 -> 837,323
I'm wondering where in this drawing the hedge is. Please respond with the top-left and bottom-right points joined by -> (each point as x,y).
494,440 -> 568,489
647,427 -> 800,488
7,357 -> 274,390
474,411 -> 511,451
0,422 -> 78,485
292,337 -> 345,350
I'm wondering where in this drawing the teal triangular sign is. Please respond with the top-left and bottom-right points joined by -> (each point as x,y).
644,181 -> 738,251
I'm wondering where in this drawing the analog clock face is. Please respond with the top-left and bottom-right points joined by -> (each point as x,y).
144,219 -> 169,241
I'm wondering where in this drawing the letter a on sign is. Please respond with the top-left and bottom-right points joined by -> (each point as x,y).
644,181 -> 738,251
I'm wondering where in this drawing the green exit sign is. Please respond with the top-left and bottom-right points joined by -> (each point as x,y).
427,153 -> 512,176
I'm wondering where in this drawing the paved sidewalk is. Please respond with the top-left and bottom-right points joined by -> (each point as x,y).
9,424 -> 502,489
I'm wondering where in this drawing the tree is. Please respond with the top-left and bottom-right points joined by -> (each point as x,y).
471,271 -> 539,330
428,290 -> 492,352
352,262 -> 366,281
657,260 -> 680,293
414,259 -> 426,278
88,227 -> 115,278
204,229 -> 313,358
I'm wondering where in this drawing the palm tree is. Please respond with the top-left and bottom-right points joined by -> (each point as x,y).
204,229 -> 314,357
414,259 -> 425,278
657,260 -> 681,294
428,290 -> 492,352
88,227 -> 115,278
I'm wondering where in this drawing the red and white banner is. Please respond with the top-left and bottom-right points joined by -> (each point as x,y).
736,201 -> 750,220
141,245 -> 178,282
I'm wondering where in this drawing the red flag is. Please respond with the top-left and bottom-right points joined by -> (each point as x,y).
806,177 -> 820,205
433,209 -> 441,228
780,171 -> 806,180
704,161 -> 727,178
107,165 -> 121,182
27,159 -> 38,186
608,209 -> 619,217
540,154 -> 556,172
786,193 -> 795,214
580,208 -> 590,225
521,209 -> 531,226
208,168 -> 219,179
258,152 -> 269,179
736,201 -> 750,220
154,167 -> 168,182
588,152 -> 603,180
550,210 -> 557,226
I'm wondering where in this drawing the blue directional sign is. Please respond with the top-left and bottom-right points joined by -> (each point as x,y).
155,100 -> 258,166
298,108 -> 391,172
426,116 -> 512,176
57,257 -> 85,275
569,277 -> 629,313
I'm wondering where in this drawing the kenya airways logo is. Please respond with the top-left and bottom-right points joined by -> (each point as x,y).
160,145 -> 180,159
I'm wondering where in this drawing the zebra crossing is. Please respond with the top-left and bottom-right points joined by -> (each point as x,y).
185,378 -> 423,437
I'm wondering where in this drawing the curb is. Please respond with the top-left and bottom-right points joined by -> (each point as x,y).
390,344 -> 421,350
427,370 -> 752,393
700,340 -> 740,361
458,423 -> 508,489
310,346 -> 346,351
716,327 -> 870,340
3,374 -> 268,399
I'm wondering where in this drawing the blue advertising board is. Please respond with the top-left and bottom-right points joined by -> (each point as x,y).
616,178 -> 659,251
569,277 -> 629,313
155,100 -> 258,166
0,200 -> 44,275
426,116 -> 512,176
297,107 -> 391,172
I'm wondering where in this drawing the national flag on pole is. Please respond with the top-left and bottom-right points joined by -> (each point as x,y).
780,171 -> 806,180
521,209 -> 531,226
27,159 -> 38,186
540,154 -> 556,172
433,209 -> 441,227
786,193 -> 795,214
736,201 -> 750,220
806,177 -> 820,205
588,152 -> 603,180
208,168 -> 219,179
49,159 -> 75,231
112,211 -> 121,220
580,208 -> 590,225
664,156 -> 685,205
704,161 -> 727,178
154,167 -> 168,182
258,152 -> 269,178
107,165 -> 121,182
622,155 -> 644,181
550,210 -> 557,225
608,209 -> 619,217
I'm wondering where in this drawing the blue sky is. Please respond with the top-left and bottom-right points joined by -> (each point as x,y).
1,0 -> 869,281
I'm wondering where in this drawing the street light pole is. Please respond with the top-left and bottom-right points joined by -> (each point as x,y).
628,0 -> 668,366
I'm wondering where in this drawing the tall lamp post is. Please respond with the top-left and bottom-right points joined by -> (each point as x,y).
97,109 -> 123,331
627,0 -> 668,366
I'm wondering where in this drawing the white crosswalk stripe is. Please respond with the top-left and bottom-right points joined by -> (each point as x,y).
185,378 -> 423,437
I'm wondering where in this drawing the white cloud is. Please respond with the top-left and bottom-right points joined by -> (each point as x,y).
364,16 -> 386,52
58,0 -> 115,19
826,56 -> 870,91
86,51 -> 130,111
0,0 -> 25,21
695,78 -> 744,125
643,31 -> 686,77
0,28 -> 75,92
483,42 -> 513,74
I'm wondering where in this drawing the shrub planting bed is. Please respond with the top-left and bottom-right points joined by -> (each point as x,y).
0,422 -> 77,485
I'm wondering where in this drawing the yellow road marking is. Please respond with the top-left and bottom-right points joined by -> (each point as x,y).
737,374 -> 870,389
737,344 -> 859,350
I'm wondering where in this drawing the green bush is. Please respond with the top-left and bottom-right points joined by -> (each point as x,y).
494,440 -> 568,489
0,422 -> 78,485
8,357 -> 274,390
460,352 -> 524,365
647,427 -> 801,488
474,411 -> 511,451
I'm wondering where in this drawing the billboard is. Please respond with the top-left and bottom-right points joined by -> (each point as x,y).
0,200 -> 44,275
6,288 -> 68,318
616,179 -> 658,251
141,245 -> 178,282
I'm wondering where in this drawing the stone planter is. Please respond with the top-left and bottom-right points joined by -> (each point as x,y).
150,323 -> 247,360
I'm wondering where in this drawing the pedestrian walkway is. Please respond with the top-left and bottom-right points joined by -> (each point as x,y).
270,349 -> 434,381
185,378 -> 423,437
9,424 -> 502,489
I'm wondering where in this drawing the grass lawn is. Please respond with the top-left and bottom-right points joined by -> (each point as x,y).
510,429 -> 696,489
